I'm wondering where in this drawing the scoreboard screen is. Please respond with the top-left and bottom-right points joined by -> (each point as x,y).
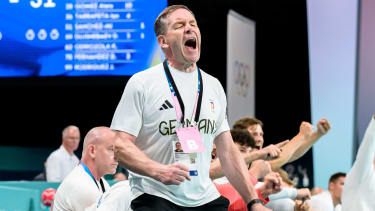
0,0 -> 167,77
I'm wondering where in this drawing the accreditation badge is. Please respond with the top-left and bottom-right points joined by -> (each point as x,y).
173,126 -> 205,176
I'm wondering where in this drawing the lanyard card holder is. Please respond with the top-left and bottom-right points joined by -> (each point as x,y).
164,60 -> 205,176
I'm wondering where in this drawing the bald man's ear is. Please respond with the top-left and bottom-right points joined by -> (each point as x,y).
88,144 -> 96,159
157,35 -> 168,49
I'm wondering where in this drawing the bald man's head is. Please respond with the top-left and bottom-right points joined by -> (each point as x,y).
82,127 -> 116,152
81,127 -> 118,177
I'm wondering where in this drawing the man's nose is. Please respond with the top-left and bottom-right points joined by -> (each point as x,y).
185,25 -> 193,33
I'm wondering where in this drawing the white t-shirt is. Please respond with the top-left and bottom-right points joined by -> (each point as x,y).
342,117 -> 375,211
86,180 -> 133,211
309,191 -> 341,211
46,145 -> 79,182
52,165 -> 110,211
111,63 -> 230,207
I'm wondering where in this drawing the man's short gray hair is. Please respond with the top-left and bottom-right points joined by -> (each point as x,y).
62,125 -> 79,137
154,5 -> 195,36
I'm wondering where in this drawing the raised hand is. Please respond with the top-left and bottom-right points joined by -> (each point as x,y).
316,118 -> 331,136
261,144 -> 282,160
296,188 -> 311,201
299,122 -> 314,139
259,172 -> 282,197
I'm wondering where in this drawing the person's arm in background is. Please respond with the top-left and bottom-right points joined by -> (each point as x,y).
250,140 -> 289,161
269,122 -> 313,170
268,187 -> 311,201
215,131 -> 271,211
288,118 -> 331,163
248,160 -> 272,180
345,115 -> 375,185
210,141 -> 286,180
46,154 -> 62,182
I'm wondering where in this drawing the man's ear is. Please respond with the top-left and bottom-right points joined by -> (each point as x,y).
88,144 -> 96,159
157,35 -> 168,49
328,181 -> 333,191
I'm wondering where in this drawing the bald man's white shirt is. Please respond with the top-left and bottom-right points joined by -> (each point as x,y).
46,145 -> 79,182
86,180 -> 133,211
53,165 -> 110,211
342,117 -> 375,211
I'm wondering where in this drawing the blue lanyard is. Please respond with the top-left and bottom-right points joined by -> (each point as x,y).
79,161 -> 103,191
162,60 -> 203,124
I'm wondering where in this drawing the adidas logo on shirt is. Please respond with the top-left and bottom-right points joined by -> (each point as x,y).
159,100 -> 174,110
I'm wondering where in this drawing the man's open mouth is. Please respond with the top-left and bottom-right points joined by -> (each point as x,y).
184,37 -> 197,49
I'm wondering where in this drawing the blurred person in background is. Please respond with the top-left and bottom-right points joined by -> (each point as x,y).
46,125 -> 80,182
309,172 -> 346,211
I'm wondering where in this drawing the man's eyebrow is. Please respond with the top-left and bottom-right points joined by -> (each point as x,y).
172,20 -> 185,25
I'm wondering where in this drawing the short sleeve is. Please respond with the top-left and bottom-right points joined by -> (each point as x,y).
214,78 -> 230,137
110,75 -> 144,137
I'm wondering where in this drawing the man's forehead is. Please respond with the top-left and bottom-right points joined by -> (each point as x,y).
167,8 -> 195,22
248,124 -> 262,132
338,176 -> 346,181
333,176 -> 346,183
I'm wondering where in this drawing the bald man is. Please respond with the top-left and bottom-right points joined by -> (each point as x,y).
46,125 -> 80,182
52,127 -> 118,211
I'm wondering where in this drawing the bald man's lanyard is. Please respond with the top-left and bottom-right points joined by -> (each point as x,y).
79,161 -> 105,193
163,60 -> 205,176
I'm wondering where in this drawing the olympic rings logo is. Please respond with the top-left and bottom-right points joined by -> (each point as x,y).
233,60 -> 252,97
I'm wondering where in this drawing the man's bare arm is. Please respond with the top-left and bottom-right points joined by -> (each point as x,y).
114,131 -> 190,185
210,150 -> 265,179
210,141 -> 284,179
269,122 -> 313,170
288,118 -> 331,163
215,131 -> 259,203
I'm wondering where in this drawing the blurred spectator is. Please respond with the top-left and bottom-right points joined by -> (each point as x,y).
46,125 -> 80,182
309,172 -> 346,211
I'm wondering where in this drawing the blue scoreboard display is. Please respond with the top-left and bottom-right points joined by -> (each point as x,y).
0,0 -> 167,77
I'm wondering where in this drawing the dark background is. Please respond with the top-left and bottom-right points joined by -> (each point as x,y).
0,0 -> 312,185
